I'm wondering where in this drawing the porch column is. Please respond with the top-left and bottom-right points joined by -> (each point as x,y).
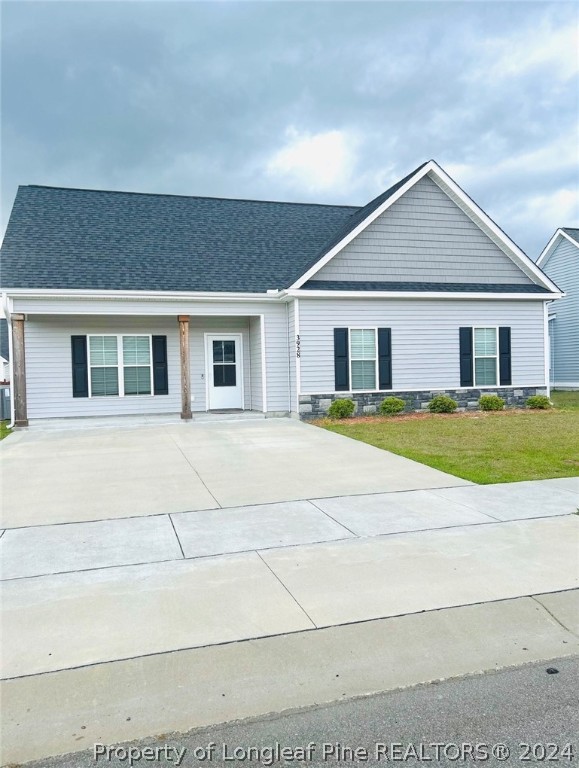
178,315 -> 192,420
11,313 -> 28,427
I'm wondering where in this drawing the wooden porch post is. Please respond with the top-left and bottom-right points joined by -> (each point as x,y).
11,313 -> 28,427
178,315 -> 192,420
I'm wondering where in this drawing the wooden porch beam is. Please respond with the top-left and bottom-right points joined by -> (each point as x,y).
178,315 -> 192,420
11,314 -> 28,427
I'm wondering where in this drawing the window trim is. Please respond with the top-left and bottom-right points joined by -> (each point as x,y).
472,326 -> 499,387
87,334 -> 155,398
349,326 -> 378,391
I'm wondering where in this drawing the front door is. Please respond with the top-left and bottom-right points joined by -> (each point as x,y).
206,335 -> 244,410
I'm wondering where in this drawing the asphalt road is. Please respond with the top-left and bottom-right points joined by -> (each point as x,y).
31,657 -> 579,768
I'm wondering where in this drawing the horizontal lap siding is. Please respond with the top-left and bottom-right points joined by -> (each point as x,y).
249,316 -> 263,411
288,302 -> 297,413
316,175 -> 534,285
262,304 -> 291,412
542,240 -> 578,383
299,299 -> 546,393
25,316 -> 181,418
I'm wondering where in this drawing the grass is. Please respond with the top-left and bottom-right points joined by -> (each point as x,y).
316,390 -> 579,484
0,421 -> 12,440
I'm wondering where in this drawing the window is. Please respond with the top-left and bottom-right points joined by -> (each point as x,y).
350,329 -> 377,390
473,328 -> 498,386
88,335 -> 152,396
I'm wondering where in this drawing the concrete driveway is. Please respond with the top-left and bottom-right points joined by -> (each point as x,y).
0,418 -> 469,528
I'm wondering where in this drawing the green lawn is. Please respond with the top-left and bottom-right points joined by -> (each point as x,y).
317,391 -> 579,484
0,421 -> 12,440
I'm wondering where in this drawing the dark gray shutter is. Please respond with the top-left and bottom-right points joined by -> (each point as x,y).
378,328 -> 392,390
71,335 -> 89,397
152,335 -> 169,395
499,327 -> 512,386
459,327 -> 473,387
334,328 -> 349,391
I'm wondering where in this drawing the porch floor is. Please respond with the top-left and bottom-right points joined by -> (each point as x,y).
23,410 -> 267,432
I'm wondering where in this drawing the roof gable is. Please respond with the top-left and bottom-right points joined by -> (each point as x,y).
290,160 -> 559,294
537,228 -> 579,268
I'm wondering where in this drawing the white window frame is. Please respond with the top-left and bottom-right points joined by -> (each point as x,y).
87,334 -> 154,398
349,327 -> 378,391
472,326 -> 499,387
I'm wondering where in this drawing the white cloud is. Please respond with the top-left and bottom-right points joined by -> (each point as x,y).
265,127 -> 358,194
470,16 -> 579,82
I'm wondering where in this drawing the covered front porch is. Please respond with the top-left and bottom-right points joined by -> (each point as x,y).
9,310 -> 276,425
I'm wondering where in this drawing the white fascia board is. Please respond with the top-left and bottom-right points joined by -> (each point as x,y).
537,229 -> 579,267
287,289 -> 562,300
3,288 -> 281,302
288,162 -> 433,289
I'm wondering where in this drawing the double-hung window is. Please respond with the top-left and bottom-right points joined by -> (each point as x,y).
88,335 -> 152,396
473,327 -> 498,386
350,329 -> 377,390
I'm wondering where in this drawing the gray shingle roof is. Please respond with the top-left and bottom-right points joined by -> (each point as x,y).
304,280 -> 550,293
0,186 -> 358,293
562,227 -> 579,246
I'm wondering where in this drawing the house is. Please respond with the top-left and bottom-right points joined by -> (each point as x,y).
536,228 -> 578,390
0,160 -> 561,427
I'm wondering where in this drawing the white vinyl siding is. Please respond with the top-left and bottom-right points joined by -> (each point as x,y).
298,298 -> 546,393
473,328 -> 498,386
315,175 -> 536,286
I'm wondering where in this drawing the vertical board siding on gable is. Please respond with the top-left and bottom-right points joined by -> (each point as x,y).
249,316 -> 263,411
315,175 -> 534,285
298,298 -> 546,393
24,316 -> 181,418
542,238 -> 578,384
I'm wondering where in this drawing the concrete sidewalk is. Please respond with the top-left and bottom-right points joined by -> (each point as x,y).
1,477 -> 577,580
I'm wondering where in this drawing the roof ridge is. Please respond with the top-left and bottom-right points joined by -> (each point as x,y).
22,185 -> 361,210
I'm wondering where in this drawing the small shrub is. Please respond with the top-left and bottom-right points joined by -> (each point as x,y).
327,398 -> 356,419
428,394 -> 458,414
526,394 -> 552,410
479,394 -> 505,411
379,396 -> 406,416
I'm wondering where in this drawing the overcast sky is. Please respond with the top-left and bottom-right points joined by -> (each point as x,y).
1,0 -> 578,258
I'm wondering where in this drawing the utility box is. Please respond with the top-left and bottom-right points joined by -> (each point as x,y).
0,385 -> 11,421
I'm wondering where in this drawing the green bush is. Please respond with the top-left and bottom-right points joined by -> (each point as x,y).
479,394 -> 505,411
526,395 -> 552,410
327,398 -> 356,419
379,396 -> 406,415
428,394 -> 458,414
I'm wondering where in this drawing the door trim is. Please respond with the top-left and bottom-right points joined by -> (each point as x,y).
204,333 -> 245,411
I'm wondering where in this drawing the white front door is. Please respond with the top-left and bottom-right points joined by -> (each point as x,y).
206,334 -> 244,410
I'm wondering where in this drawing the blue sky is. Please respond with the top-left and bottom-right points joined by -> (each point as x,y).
1,0 -> 577,258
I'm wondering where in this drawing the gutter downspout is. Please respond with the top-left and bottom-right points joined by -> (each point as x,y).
1,293 -> 15,428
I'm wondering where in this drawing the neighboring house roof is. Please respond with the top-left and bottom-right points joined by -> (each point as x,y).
0,160 -> 559,295
0,319 -> 8,361
562,227 -> 579,245
537,227 -> 579,267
